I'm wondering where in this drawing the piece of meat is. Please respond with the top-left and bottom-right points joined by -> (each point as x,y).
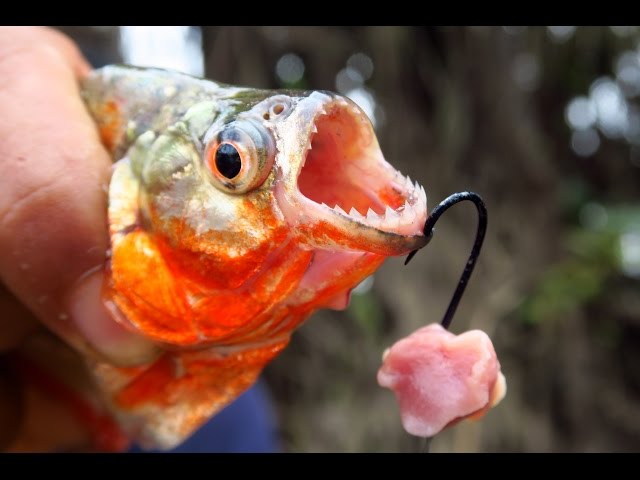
377,323 -> 506,438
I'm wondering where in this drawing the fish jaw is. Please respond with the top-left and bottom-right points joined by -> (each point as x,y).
272,91 -> 429,257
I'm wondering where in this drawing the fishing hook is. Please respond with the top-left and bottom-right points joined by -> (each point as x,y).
404,192 -> 487,330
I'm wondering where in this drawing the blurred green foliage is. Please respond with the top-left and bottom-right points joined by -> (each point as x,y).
518,200 -> 640,326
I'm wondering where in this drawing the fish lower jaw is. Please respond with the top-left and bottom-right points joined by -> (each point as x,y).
317,181 -> 427,237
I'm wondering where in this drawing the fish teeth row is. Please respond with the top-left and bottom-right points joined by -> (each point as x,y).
357,202 -> 419,230
400,175 -> 428,208
330,204 -> 366,221
324,181 -> 427,229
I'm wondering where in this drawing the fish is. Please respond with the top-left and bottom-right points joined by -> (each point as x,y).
78,65 -> 429,449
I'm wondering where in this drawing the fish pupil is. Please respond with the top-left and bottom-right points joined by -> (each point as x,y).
215,143 -> 242,179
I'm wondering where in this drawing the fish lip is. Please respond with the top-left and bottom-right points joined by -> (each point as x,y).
273,92 -> 429,255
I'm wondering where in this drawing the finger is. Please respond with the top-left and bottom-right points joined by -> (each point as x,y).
0,26 -> 91,79
0,27 -> 158,366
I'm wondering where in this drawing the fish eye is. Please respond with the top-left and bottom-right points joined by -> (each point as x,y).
205,121 -> 275,194
215,143 -> 242,179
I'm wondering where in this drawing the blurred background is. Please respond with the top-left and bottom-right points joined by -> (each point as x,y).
56,26 -> 640,452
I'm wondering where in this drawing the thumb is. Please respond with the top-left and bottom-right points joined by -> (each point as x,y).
0,27 -> 158,366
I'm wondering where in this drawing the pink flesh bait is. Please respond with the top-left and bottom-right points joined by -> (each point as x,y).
377,323 -> 506,438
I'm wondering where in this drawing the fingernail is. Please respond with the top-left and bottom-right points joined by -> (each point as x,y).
68,270 -> 159,366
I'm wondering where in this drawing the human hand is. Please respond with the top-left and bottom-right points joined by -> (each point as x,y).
0,26 -> 157,451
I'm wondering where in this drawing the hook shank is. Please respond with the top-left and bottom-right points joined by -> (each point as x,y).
404,192 -> 487,330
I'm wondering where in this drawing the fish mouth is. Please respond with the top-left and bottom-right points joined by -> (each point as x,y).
275,92 -> 429,256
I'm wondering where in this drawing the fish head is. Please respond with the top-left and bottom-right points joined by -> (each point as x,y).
265,90 -> 430,311
270,91 -> 428,253
109,82 -> 429,344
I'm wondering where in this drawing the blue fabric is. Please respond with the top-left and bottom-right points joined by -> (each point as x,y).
128,380 -> 280,453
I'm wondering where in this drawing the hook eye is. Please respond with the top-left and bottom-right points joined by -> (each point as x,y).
404,192 -> 488,330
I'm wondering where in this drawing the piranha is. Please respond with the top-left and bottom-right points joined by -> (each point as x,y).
78,66 -> 429,450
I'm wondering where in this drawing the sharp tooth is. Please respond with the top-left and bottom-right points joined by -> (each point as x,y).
349,207 -> 364,219
420,185 -> 427,205
385,205 -> 399,219
404,177 -> 413,192
404,175 -> 414,191
320,202 -> 331,210
334,205 -> 348,216
381,206 -> 401,229
367,208 -> 380,221
403,200 -> 417,224
311,124 -> 318,134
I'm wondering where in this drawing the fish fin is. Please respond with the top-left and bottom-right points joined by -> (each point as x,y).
91,341 -> 287,450
105,156 -> 197,344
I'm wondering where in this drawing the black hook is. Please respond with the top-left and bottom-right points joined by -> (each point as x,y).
404,192 -> 487,330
